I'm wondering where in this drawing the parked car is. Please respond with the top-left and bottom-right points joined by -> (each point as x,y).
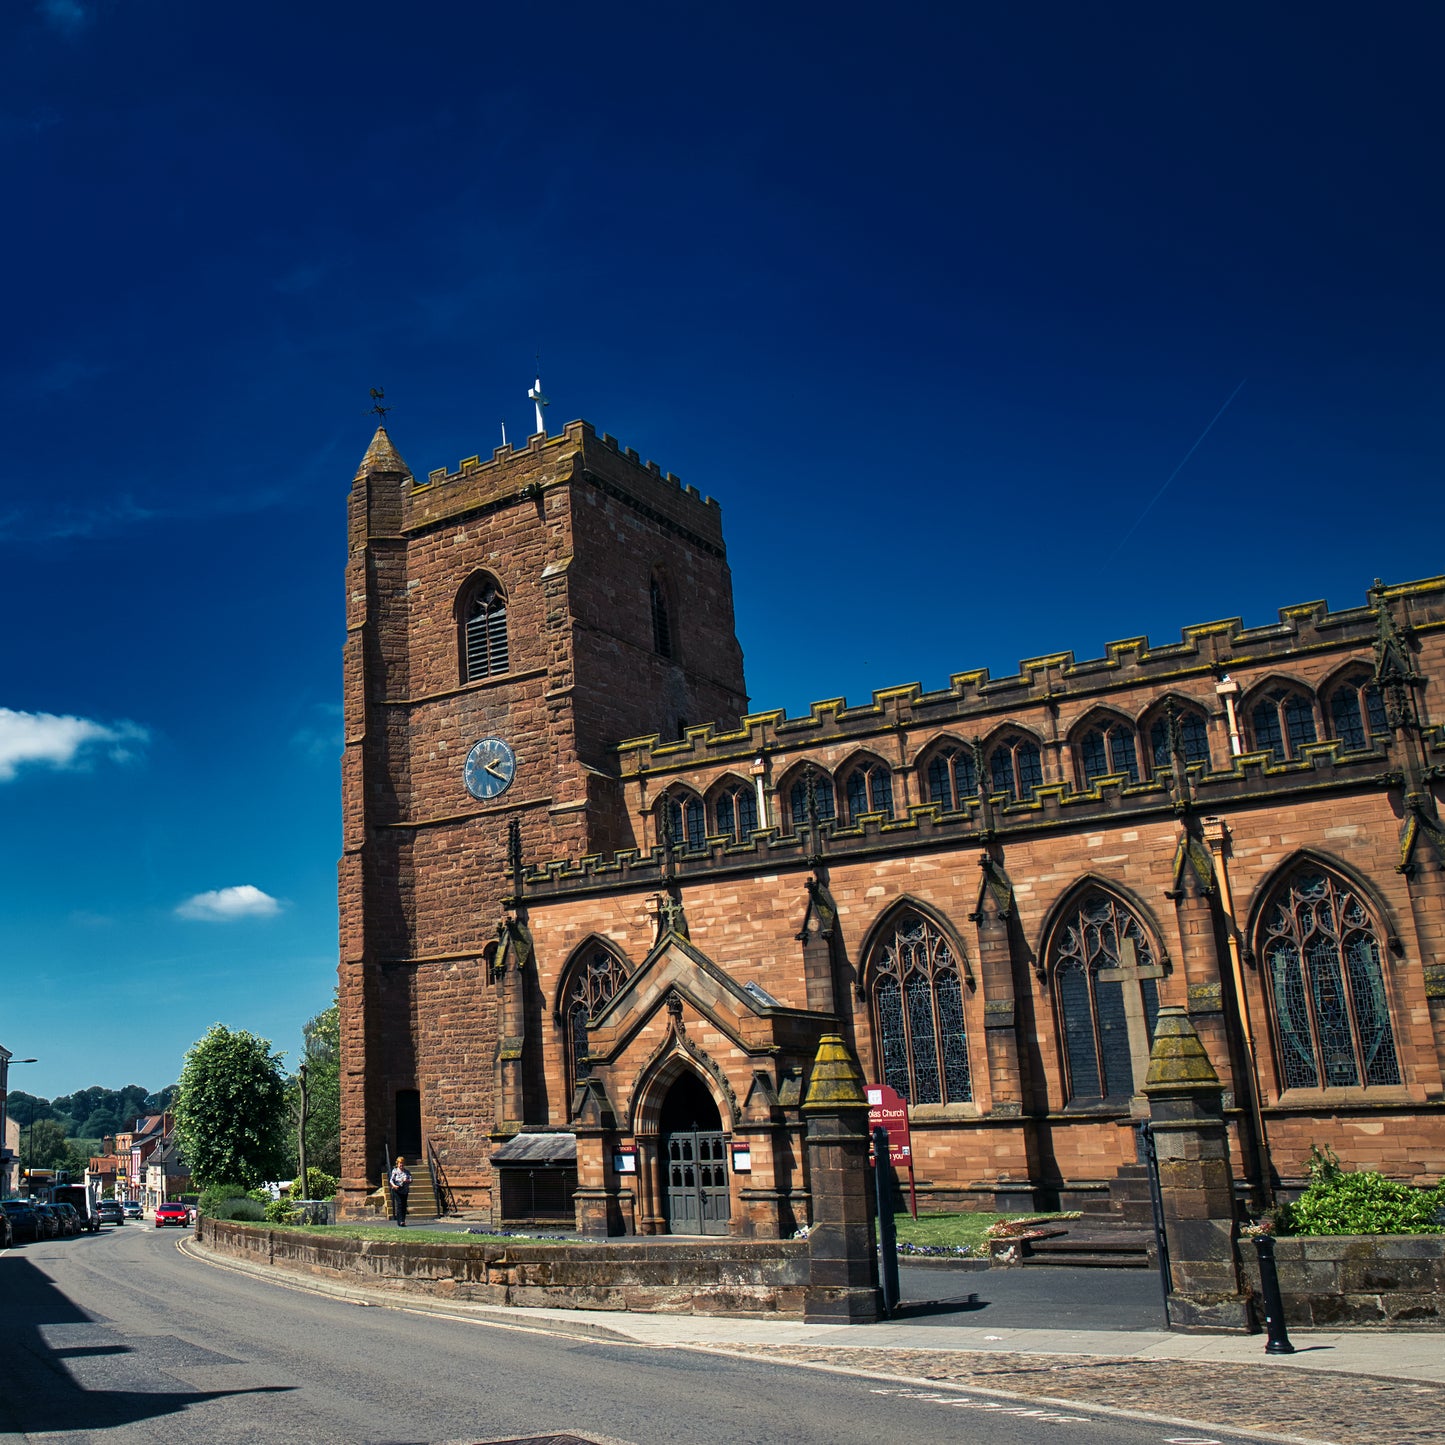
122,1202 -> 142,1220
154,1202 -> 190,1228
1,1200 -> 44,1243
31,1203 -> 61,1239
96,1200 -> 124,1226
51,1203 -> 82,1237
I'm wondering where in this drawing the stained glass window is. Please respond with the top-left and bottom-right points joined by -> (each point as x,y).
1149,709 -> 1212,770
926,746 -> 978,811
663,792 -> 706,851
988,734 -> 1044,802
651,576 -> 672,659
1078,724 -> 1140,785
788,772 -> 836,827
1050,890 -> 1159,1103
712,782 -> 759,842
1328,677 -> 1389,751
564,948 -> 630,1094
871,912 -> 971,1105
463,581 -> 509,681
1261,870 -> 1400,1092
844,762 -> 893,821
1251,688 -> 1317,762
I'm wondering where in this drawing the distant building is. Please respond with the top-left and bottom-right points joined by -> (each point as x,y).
338,419 -> 1445,1233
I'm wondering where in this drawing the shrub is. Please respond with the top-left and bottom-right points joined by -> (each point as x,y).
1275,1156 -> 1445,1236
265,1199 -> 304,1224
289,1167 -> 339,1199
210,1196 -> 267,1222
197,1183 -> 250,1217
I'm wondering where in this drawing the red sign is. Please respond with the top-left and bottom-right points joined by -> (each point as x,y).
866,1085 -> 911,1167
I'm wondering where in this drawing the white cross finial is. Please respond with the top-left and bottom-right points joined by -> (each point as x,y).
527,376 -> 549,437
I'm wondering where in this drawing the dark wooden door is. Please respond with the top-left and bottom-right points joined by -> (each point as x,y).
665,1129 -> 730,1235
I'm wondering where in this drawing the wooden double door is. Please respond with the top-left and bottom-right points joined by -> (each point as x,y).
664,1128 -> 730,1235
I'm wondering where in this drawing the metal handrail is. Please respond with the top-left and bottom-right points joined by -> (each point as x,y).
426,1139 -> 457,1218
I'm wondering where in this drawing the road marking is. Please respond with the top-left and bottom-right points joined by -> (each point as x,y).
1163,1439 -> 1224,1444
868,1388 -> 1087,1425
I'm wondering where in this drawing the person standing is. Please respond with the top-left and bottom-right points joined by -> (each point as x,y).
389,1157 -> 412,1227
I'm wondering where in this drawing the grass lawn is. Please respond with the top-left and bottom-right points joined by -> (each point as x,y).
892,1210 -> 1073,1251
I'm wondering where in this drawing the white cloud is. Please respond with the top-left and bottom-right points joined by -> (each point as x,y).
0,708 -> 148,781
175,885 -> 283,923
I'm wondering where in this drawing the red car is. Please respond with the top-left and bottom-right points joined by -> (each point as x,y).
154,1203 -> 190,1228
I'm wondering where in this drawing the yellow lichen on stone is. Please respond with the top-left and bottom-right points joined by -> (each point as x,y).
1143,1006 -> 1222,1092
802,1034 -> 867,1110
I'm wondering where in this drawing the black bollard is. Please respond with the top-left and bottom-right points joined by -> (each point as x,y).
1253,1234 -> 1295,1354
872,1127 -> 900,1318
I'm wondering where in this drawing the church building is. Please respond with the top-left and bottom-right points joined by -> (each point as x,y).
337,416 -> 1445,1234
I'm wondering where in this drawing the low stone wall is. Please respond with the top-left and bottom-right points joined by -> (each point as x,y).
1237,1235 -> 1445,1328
197,1219 -> 810,1318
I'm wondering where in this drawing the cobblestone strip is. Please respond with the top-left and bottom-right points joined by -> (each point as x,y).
710,1345 -> 1445,1445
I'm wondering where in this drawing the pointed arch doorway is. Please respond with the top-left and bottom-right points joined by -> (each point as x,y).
660,1071 -> 730,1235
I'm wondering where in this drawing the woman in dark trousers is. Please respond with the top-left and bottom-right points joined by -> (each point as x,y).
389,1158 -> 412,1226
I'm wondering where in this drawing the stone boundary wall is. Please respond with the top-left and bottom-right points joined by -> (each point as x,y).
197,1219 -> 809,1318
1237,1235 -> 1445,1328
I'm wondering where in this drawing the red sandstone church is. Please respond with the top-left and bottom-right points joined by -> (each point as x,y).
337,418 -> 1445,1234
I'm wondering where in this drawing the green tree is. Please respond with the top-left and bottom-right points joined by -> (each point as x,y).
294,995 -> 341,1179
24,1118 -> 71,1172
174,1025 -> 290,1188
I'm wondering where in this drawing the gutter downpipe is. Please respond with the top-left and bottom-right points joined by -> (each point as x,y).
1202,815 -> 1274,1208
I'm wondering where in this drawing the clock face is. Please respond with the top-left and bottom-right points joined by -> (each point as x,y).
463,737 -> 516,801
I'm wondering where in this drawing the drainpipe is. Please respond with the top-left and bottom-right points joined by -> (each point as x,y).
1216,675 -> 1244,756
1202,815 -> 1273,1207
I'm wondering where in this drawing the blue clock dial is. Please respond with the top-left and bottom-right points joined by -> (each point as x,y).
463,737 -> 516,801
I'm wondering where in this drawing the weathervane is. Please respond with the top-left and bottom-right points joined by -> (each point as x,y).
368,387 -> 391,423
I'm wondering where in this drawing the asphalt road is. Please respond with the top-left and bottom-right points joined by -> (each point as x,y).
1,1224 -> 1267,1445
896,1262 -> 1169,1330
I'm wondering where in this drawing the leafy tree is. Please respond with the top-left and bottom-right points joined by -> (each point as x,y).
294,995 -> 341,1178
174,1025 -> 290,1189
23,1118 -> 71,1172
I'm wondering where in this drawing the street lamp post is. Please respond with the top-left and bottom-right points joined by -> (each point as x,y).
0,1055 -> 39,1196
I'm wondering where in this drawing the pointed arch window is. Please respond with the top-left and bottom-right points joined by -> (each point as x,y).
870,912 -> 971,1106
1050,890 -> 1160,1103
1327,675 -> 1388,752
926,746 -> 977,811
650,575 -> 672,659
661,791 -> 706,851
564,948 -> 630,1095
462,579 -> 509,681
1261,869 -> 1401,1091
1078,722 -> 1140,786
712,780 -> 759,842
843,760 -> 893,821
788,769 -> 836,828
1250,687 -> 1317,762
1149,708 -> 1211,771
988,734 -> 1044,802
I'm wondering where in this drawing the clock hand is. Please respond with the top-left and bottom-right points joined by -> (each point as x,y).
484,761 -> 508,779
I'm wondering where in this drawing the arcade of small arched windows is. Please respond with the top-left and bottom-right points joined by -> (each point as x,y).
659,782 -> 760,850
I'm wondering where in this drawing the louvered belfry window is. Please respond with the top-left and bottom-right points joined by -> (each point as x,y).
566,948 -> 630,1094
871,912 -> 971,1106
464,583 -> 509,681
1262,870 -> 1401,1091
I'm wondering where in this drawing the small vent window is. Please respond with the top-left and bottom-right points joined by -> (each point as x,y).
651,576 -> 672,659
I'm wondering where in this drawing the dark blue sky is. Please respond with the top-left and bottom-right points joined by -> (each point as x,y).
4,1 -> 1442,1098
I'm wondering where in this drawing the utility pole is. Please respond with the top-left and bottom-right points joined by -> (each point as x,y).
296,1063 -> 310,1195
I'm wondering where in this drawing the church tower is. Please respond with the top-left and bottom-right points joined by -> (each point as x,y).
337,419 -> 747,1215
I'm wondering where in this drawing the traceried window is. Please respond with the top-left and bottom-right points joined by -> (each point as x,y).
843,761 -> 894,821
564,948 -> 630,1095
661,791 -> 706,851
1261,870 -> 1401,1091
1327,675 -> 1389,752
788,770 -> 836,828
926,746 -> 977,811
650,575 -> 673,659
1149,708 -> 1212,771
1077,722 -> 1140,786
462,579 -> 509,681
712,781 -> 759,843
1051,890 -> 1160,1104
871,912 -> 971,1106
988,734 -> 1044,802
1250,687 -> 1317,762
